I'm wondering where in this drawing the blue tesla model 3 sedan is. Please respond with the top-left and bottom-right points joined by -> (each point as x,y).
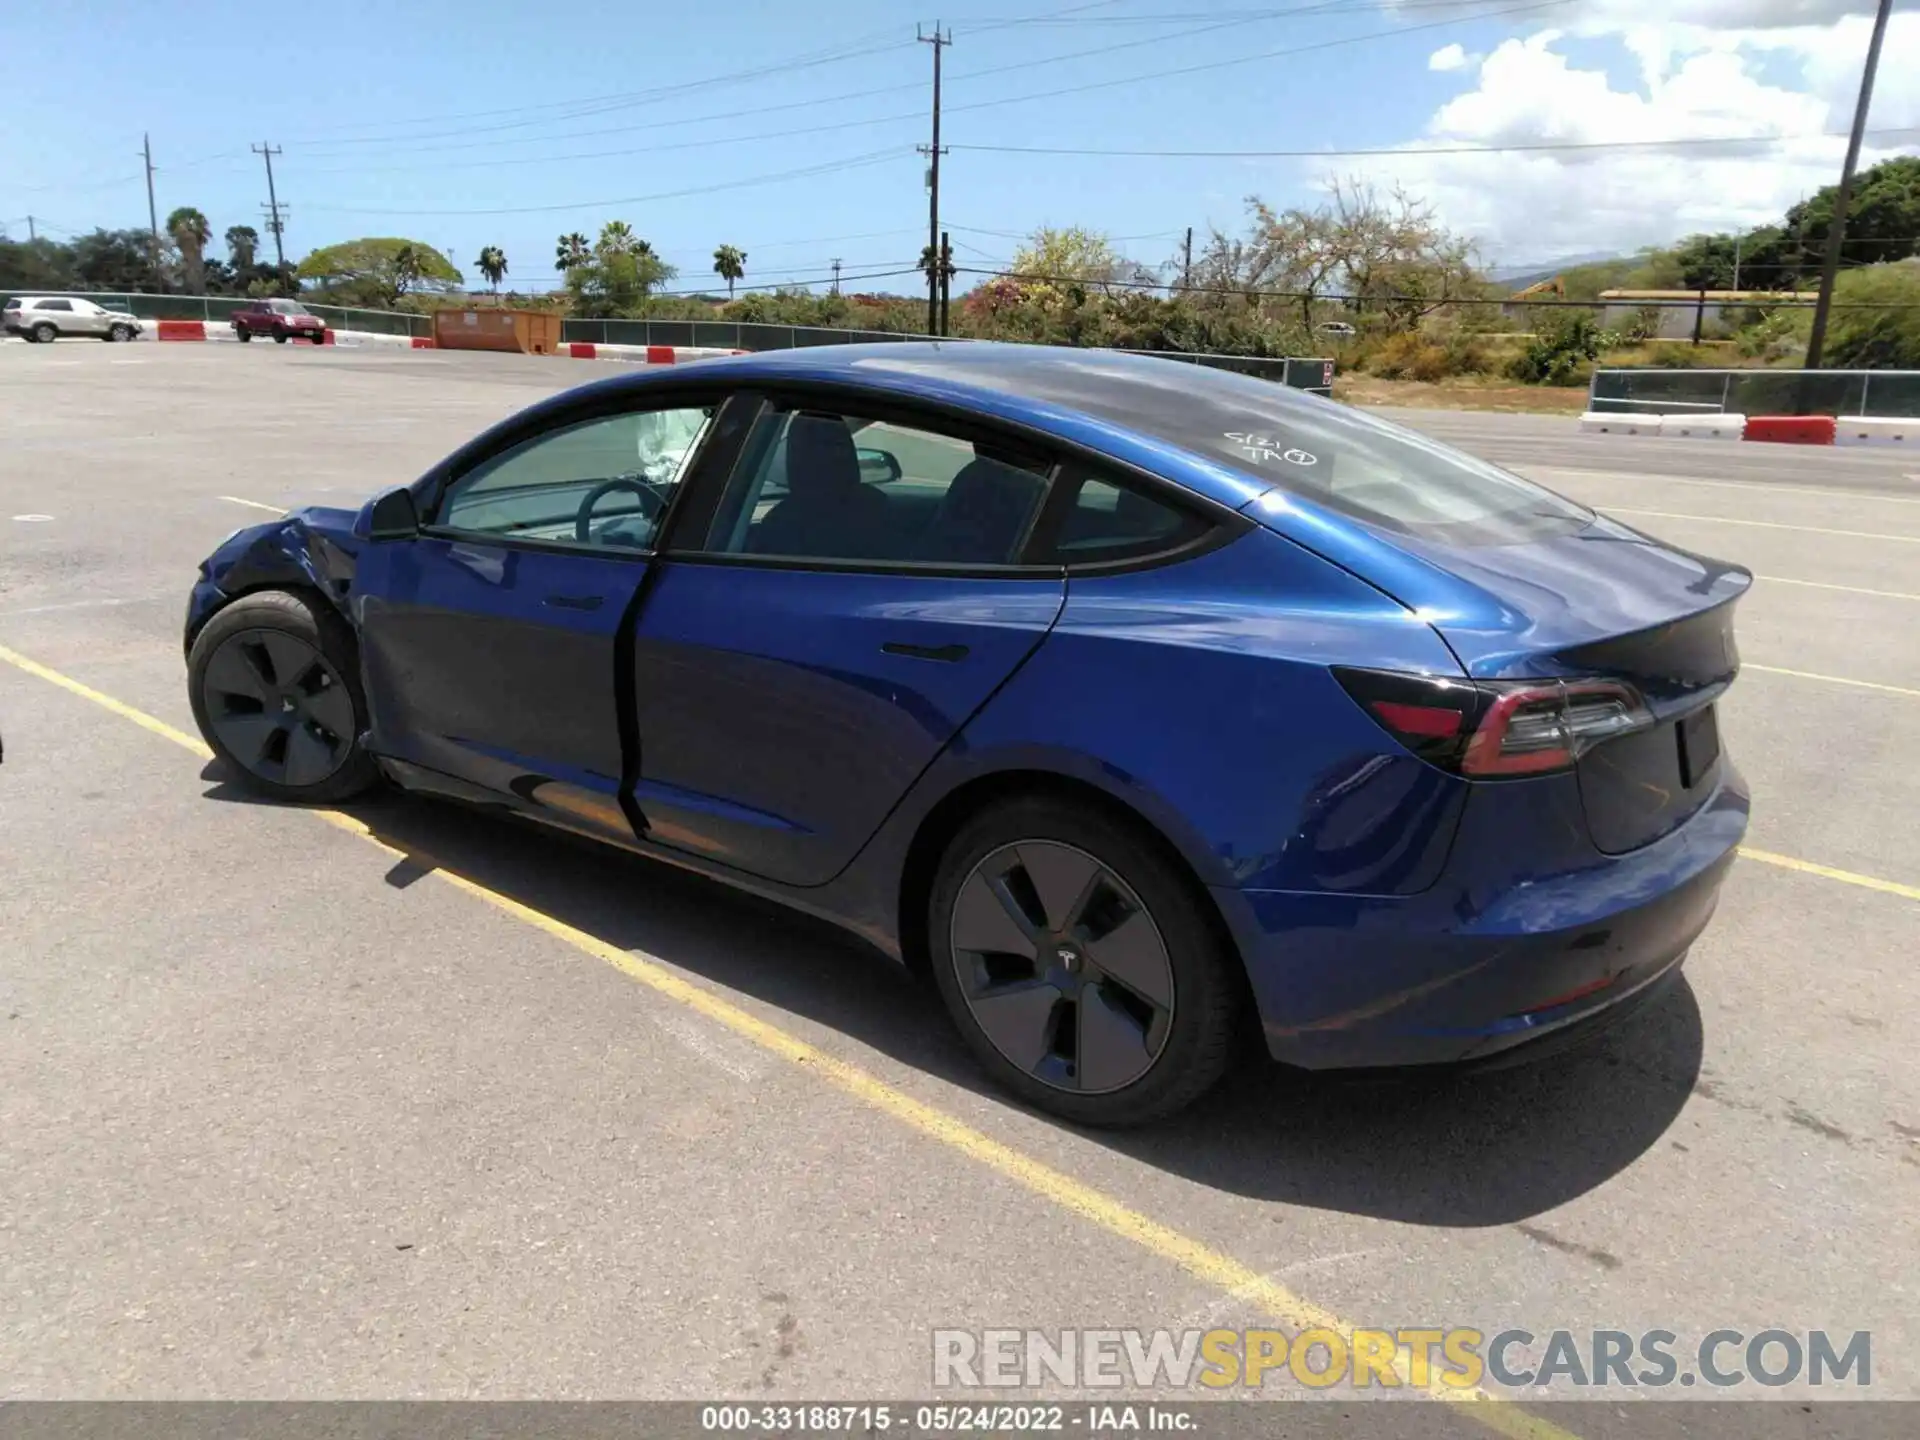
183,343 -> 1750,1126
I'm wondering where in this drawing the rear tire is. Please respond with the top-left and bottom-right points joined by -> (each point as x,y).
927,796 -> 1243,1128
236,327 -> 252,342
30,321 -> 56,344
309,332 -> 326,345
187,589 -> 380,804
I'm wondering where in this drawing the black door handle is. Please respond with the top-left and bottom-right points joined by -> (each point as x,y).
882,641 -> 969,662
544,594 -> 605,611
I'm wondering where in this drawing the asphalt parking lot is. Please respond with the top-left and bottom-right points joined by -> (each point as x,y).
3,342 -> 1917,1418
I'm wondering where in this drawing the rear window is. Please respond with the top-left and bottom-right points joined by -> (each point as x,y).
856,351 -> 1593,547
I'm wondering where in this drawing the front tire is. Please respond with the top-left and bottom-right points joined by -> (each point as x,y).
107,323 -> 135,342
187,589 -> 380,804
30,321 -> 56,343
273,330 -> 289,344
928,797 -> 1243,1127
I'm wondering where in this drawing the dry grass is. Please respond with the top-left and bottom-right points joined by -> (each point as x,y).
1334,374 -> 1593,415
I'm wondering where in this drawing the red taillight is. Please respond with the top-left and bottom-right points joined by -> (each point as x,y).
1335,668 -> 1653,779
1371,701 -> 1464,739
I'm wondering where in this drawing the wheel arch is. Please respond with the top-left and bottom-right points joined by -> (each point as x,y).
893,767 -> 1245,993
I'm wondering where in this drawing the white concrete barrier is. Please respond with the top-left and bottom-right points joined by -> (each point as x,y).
1658,413 -> 1747,440
1579,411 -> 1664,436
1835,415 -> 1920,447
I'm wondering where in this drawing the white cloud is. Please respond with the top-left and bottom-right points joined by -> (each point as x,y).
1428,42 -> 1473,72
1352,9 -> 1920,259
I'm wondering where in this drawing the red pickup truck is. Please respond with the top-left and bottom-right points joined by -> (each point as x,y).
232,299 -> 328,344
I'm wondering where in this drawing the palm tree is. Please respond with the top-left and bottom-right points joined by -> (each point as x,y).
918,242 -> 957,286
225,224 -> 259,271
712,243 -> 747,298
597,220 -> 636,257
555,232 -> 590,272
475,245 -> 508,293
166,206 -> 211,293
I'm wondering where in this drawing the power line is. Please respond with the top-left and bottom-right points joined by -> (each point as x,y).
283,34 -> 918,147
285,0 -> 1447,163
299,146 -> 909,217
946,126 -> 1920,159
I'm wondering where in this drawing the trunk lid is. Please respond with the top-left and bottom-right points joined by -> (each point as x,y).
1244,499 -> 1749,854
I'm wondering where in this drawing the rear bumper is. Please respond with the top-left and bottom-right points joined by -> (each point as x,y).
1216,761 -> 1748,1070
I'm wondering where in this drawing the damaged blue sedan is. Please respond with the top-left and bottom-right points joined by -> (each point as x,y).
184,343 -> 1750,1126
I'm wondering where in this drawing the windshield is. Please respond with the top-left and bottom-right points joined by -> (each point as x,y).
858,349 -> 1593,548
269,300 -> 313,316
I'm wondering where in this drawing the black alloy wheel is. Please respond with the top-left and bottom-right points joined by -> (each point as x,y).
187,589 -> 380,803
928,798 -> 1243,1127
951,839 -> 1176,1094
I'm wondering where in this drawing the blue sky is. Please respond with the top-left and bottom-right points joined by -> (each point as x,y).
0,0 -> 1542,292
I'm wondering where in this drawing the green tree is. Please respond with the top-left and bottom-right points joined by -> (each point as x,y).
562,222 -> 675,317
166,206 -> 211,294
1785,155 -> 1920,275
712,243 -> 747,297
68,228 -> 166,291
0,235 -> 76,289
225,225 -> 259,271
475,245 -> 508,293
297,237 -> 461,308
1821,262 -> 1920,369
555,232 -> 590,271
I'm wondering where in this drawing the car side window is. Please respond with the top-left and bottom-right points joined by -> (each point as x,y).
698,407 -> 1052,565
1044,468 -> 1211,566
434,404 -> 715,552
39,299 -> 72,313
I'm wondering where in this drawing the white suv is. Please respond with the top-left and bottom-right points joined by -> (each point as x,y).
4,297 -> 144,343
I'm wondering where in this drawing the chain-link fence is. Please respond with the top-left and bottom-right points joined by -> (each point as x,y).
1587,368 -> 1920,417
0,291 -> 432,337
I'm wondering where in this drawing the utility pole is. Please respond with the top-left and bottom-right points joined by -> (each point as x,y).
918,22 -> 950,337
1732,236 -> 1742,293
939,230 -> 952,337
1805,0 -> 1894,371
140,132 -> 161,270
1182,226 -> 1193,293
25,215 -> 35,241
830,257 -> 842,296
253,143 -> 288,276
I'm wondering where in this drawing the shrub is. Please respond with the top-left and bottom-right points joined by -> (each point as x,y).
1507,311 -> 1606,385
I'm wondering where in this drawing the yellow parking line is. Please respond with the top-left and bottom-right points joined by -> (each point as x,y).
1739,848 -> 1920,903
1754,576 -> 1920,602
1743,663 -> 1920,698
1606,508 -> 1920,543
0,641 -> 1569,1440
219,495 -> 286,513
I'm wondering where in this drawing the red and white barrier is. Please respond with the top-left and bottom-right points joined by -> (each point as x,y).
1659,413 -> 1746,440
1577,411 -> 1664,436
1836,415 -> 1920,446
1581,409 -> 1920,448
564,342 -> 746,365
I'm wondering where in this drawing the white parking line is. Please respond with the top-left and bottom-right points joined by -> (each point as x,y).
1755,575 -> 1920,602
218,495 -> 287,513
1606,508 -> 1920,543
1533,467 -> 1920,506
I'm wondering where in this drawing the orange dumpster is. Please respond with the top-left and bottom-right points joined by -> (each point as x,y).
431,308 -> 562,356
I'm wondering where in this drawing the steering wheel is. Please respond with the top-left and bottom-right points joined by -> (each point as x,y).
575,474 -> 666,544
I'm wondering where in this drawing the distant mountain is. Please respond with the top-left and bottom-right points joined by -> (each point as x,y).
1489,252 -> 1629,286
